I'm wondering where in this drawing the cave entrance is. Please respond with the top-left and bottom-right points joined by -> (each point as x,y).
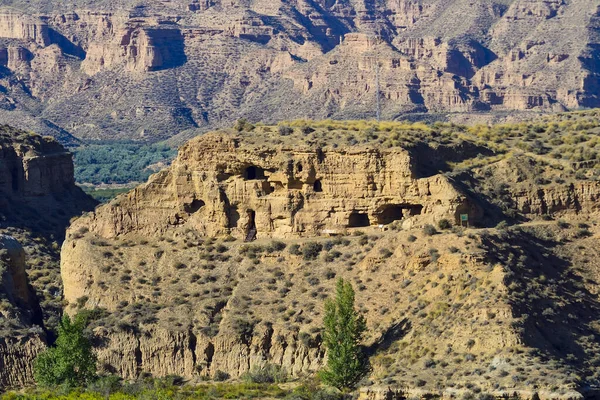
244,166 -> 265,180
244,209 -> 257,242
313,179 -> 323,192
375,204 -> 423,225
184,199 -> 205,214
348,212 -> 370,228
11,167 -> 19,192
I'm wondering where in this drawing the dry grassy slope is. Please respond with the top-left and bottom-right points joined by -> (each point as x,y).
61,219 -> 600,398
0,0 -> 599,142
61,115 -> 600,398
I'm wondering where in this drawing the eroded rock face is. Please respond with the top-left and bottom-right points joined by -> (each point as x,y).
82,23 -> 186,74
0,11 -> 50,46
75,133 -> 478,240
0,335 -> 45,388
0,125 -> 95,390
0,125 -> 95,228
0,235 -> 45,388
0,0 -> 599,141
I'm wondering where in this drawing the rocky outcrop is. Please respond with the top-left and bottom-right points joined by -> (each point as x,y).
0,127 -> 91,231
82,23 -> 186,74
0,125 -> 95,390
91,323 -> 323,380
0,125 -> 95,226
0,11 -> 50,46
0,335 -> 45,388
0,235 -> 45,389
73,132 -> 478,240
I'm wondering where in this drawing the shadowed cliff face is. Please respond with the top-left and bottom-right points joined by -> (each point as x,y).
0,125 -> 96,236
0,0 -> 598,142
0,125 -> 96,389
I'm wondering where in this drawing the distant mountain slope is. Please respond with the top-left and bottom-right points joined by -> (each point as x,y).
0,0 -> 599,143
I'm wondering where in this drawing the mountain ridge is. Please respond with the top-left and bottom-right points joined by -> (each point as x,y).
0,0 -> 599,143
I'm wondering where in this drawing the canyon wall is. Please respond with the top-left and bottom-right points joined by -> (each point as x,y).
0,0 -> 598,142
74,133 -> 478,240
0,125 -> 95,389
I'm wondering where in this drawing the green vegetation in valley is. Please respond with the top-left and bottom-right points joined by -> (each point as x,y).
0,381 -> 343,400
80,186 -> 133,203
73,142 -> 177,185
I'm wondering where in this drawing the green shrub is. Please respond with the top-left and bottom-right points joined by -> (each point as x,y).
557,220 -> 570,229
34,314 -> 97,387
285,384 -> 343,400
302,242 -> 323,260
268,241 -> 287,252
438,219 -> 452,230
423,224 -> 437,236
495,220 -> 508,230
242,363 -> 288,384
288,244 -> 302,256
214,370 -> 230,381
279,125 -> 294,136
87,375 -> 122,396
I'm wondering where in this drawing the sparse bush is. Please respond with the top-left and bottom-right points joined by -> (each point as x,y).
213,370 -> 230,381
288,244 -> 302,256
302,242 -> 323,260
557,220 -> 570,229
379,248 -> 393,258
407,235 -> 417,242
268,241 -> 287,252
235,118 -> 254,132
301,125 -> 315,135
423,225 -> 437,236
438,219 -> 452,230
242,363 -> 288,384
278,125 -> 294,136
495,220 -> 508,230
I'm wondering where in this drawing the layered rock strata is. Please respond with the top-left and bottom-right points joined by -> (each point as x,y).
74,133 -> 479,240
0,0 -> 599,141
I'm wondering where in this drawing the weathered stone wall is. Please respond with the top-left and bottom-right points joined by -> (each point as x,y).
75,133 -> 478,240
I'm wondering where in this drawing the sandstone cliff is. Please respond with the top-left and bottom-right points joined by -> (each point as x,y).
0,0 -> 599,141
0,235 -> 45,388
77,132 -> 478,240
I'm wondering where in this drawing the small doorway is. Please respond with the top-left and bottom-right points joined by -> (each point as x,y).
313,179 -> 323,192
244,166 -> 265,180
348,212 -> 370,227
244,210 -> 257,242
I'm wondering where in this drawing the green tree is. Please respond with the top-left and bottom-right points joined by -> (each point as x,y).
34,313 -> 97,387
320,279 -> 369,391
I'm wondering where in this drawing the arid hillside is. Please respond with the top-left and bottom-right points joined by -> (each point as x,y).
58,112 -> 600,398
0,0 -> 599,142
